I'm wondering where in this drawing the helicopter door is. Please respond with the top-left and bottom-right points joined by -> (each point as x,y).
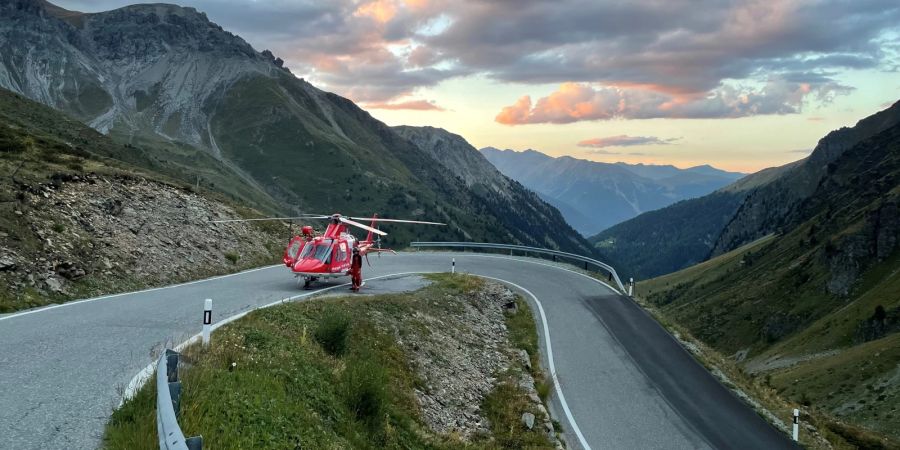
334,242 -> 349,271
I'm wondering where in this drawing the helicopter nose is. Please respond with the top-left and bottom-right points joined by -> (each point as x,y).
293,259 -> 325,273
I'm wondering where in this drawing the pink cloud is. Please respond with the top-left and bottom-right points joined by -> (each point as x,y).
578,135 -> 676,148
364,99 -> 445,110
496,80 -> 852,125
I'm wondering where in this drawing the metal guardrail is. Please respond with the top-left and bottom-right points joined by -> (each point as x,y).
410,242 -> 628,294
157,350 -> 202,450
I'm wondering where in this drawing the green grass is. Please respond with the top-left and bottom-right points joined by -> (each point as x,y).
104,275 -> 556,449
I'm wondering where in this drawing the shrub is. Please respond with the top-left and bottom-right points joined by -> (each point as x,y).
224,251 -> 240,265
314,311 -> 351,356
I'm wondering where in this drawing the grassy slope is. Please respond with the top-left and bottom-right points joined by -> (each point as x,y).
0,89 -> 284,311
634,122 -> 900,445
638,235 -> 900,445
104,274 -> 556,449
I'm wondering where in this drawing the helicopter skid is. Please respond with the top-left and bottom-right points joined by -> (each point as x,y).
293,272 -> 348,279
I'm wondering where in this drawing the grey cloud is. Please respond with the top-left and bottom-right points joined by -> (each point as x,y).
52,0 -> 900,109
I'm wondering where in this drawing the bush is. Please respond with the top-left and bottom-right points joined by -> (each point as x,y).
342,352 -> 387,427
224,251 -> 240,265
314,311 -> 351,356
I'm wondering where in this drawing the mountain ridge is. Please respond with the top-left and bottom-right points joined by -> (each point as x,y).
481,146 -> 744,236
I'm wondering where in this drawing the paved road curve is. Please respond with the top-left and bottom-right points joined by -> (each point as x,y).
0,252 -> 795,449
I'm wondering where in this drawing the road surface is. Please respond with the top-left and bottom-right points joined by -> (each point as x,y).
0,252 -> 795,449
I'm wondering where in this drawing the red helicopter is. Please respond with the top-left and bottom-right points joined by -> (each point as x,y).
215,213 -> 444,290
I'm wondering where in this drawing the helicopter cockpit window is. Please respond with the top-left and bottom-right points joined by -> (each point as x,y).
299,242 -> 315,259
313,240 -> 334,263
287,240 -> 303,259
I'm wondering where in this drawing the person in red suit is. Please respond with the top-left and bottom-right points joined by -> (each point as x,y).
350,246 -> 363,291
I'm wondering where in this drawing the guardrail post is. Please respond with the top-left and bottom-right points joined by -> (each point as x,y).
552,255 -> 557,262
202,298 -> 212,346
792,408 -> 799,441
166,349 -> 179,382
186,437 -> 203,450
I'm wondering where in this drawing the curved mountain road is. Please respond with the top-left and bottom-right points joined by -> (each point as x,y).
0,252 -> 795,449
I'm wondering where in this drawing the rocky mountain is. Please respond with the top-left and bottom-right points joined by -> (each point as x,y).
394,126 -> 594,253
0,0 -> 593,254
639,109 -> 900,443
481,147 -> 743,236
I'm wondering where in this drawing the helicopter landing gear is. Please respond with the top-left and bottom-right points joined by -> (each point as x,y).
299,276 -> 317,290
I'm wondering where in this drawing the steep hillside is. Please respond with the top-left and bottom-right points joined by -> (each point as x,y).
394,126 -> 595,254
712,101 -> 900,256
638,121 -> 900,442
591,163 -> 793,279
0,89 -> 284,312
0,0 -> 590,253
481,147 -> 742,236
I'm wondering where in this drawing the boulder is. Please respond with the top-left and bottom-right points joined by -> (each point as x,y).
522,412 -> 536,430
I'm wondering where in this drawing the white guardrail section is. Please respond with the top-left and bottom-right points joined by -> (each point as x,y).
410,242 -> 628,294
157,349 -> 202,450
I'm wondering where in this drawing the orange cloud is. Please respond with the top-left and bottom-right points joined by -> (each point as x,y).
364,99 -> 445,111
354,0 -> 398,23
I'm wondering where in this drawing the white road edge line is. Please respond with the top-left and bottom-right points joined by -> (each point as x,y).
475,274 -> 593,450
120,270 -> 593,450
0,264 -> 283,323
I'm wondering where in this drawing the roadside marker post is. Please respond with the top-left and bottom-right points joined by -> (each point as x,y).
628,278 -> 634,296
452,258 -> 456,274
202,298 -> 212,346
792,408 -> 799,442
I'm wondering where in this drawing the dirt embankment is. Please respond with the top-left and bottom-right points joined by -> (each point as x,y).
0,173 -> 283,312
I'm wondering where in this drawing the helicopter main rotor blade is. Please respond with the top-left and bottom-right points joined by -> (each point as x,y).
340,217 -> 388,236
348,217 -> 446,226
211,215 -> 329,224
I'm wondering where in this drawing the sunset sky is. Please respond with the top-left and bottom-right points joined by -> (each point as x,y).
56,0 -> 900,173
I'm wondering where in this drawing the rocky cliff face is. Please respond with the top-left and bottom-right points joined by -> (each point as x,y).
0,0 -> 284,142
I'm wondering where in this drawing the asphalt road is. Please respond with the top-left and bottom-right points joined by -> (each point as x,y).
0,252 -> 796,449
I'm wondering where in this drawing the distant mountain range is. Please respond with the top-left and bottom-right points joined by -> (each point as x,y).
0,0 -> 595,254
481,147 -> 744,236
